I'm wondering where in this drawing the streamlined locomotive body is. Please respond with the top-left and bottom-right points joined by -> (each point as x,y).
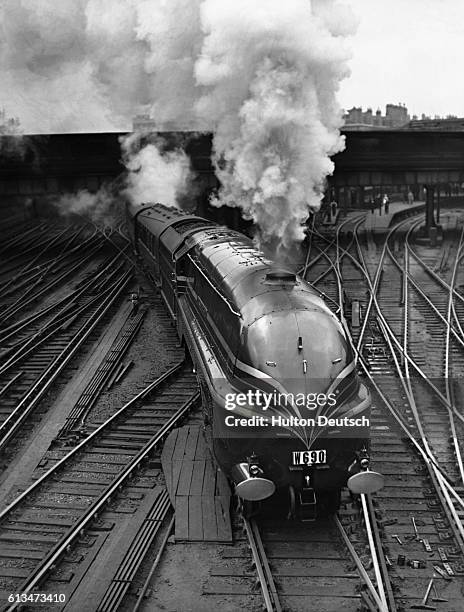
127,202 -> 382,517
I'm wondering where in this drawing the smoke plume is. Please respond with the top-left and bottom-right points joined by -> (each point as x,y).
195,0 -> 357,247
53,186 -> 118,227
1,0 -> 357,247
120,133 -> 192,208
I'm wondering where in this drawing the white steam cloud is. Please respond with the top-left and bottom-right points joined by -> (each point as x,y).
0,0 -> 204,133
1,0 -> 357,247
55,187 -> 117,227
51,135 -> 192,225
195,0 -> 357,247
120,133 -> 192,207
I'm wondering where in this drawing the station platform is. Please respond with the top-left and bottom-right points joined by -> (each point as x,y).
362,201 -> 425,233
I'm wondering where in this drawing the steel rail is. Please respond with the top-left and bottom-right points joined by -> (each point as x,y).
0,360 -> 185,521
242,517 -> 281,612
407,227 -> 464,306
349,217 -> 464,428
97,491 -> 172,612
299,214 -> 378,355
299,214 -> 364,281
321,212 -> 464,546
440,226 -> 464,487
5,386 -> 199,610
383,224 -> 464,457
0,223 -> 49,256
93,222 -> 139,269
131,515 -> 175,612
0,226 -> 74,292
386,241 -> 464,353
354,216 -> 413,354
1,240 -> 105,323
330,221 -> 393,612
323,212 -> 464,602
405,220 -> 464,351
304,218 -> 394,612
1,233 -> 102,304
374,317 -> 464,552
4,228 -> 97,294
376,315 -> 464,508
0,260 -> 127,375
333,515 -> 388,612
349,217 -> 464,516
0,270 -> 132,452
400,219 -> 464,358
450,251 -> 464,344
0,250 -> 129,344
59,309 -> 146,435
306,239 -> 344,314
359,494 -> 389,611
0,224 -> 63,267
251,520 -> 282,612
352,212 -> 464,526
324,213 -> 464,449
0,258 -> 126,368
0,225 -> 90,293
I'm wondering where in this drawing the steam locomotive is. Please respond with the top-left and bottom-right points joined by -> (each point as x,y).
126,202 -> 383,518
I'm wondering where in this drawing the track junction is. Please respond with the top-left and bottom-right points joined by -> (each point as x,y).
0,207 -> 464,611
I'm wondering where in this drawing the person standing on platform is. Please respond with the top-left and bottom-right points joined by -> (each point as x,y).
330,200 -> 338,219
383,193 -> 389,214
408,190 -> 414,205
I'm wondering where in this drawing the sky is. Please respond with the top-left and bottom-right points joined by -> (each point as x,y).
0,0 -> 463,133
340,0 -> 464,118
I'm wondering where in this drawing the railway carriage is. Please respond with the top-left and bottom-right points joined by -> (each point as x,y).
126,201 -> 383,518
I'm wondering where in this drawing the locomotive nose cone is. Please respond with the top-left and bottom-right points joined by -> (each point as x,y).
347,470 -> 385,495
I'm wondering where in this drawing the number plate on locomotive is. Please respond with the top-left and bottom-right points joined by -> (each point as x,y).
292,450 -> 326,466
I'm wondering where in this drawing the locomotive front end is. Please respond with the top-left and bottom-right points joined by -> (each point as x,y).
214,276 -> 383,514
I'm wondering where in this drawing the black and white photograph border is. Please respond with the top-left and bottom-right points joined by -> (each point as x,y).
0,1 -> 464,611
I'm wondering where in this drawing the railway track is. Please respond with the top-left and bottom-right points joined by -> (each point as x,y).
76,210 -> 464,612
0,219 -> 144,462
0,361 -> 199,610
350,211 -> 464,609
3,210 -> 464,611
0,226 -> 108,325
0,258 -> 133,458
287,210 -> 464,610
237,505 -> 394,612
208,215 -> 393,612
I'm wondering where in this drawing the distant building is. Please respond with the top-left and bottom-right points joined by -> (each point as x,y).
343,104 -> 410,130
406,115 -> 464,131
132,114 -> 206,132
